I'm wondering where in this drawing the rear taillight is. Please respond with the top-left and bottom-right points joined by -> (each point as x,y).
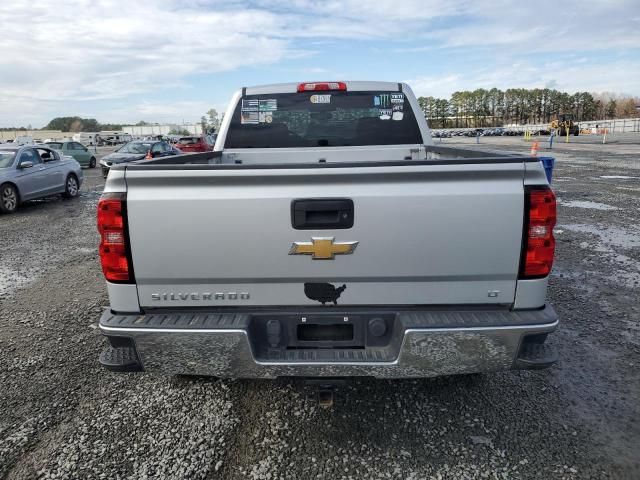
297,82 -> 347,92
519,186 -> 556,279
97,193 -> 133,283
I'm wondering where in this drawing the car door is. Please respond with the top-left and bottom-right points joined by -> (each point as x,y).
38,148 -> 66,193
160,142 -> 177,156
151,142 -> 165,157
71,142 -> 90,166
62,142 -> 75,161
13,148 -> 48,200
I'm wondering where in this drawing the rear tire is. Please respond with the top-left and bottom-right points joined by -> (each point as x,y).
0,183 -> 19,213
89,157 -> 96,168
63,174 -> 79,198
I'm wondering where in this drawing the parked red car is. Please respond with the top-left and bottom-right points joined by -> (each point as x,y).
175,135 -> 215,153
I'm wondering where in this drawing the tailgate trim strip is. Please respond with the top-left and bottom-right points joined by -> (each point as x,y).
100,304 -> 557,330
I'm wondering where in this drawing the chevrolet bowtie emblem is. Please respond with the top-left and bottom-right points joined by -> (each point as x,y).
289,237 -> 358,260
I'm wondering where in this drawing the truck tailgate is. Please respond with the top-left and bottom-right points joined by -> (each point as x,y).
125,162 -> 525,308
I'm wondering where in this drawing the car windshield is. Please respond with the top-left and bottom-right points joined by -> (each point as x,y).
178,137 -> 200,145
46,142 -> 63,149
225,90 -> 423,148
0,150 -> 17,168
118,142 -> 153,154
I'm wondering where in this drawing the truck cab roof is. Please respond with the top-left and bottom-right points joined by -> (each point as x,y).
243,81 -> 403,96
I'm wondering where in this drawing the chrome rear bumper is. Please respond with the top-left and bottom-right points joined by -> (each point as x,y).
98,305 -> 558,378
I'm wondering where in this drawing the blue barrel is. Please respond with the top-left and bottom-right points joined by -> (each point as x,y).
539,156 -> 555,184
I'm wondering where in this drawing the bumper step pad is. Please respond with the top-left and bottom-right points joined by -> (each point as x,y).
99,346 -> 143,372
515,342 -> 558,370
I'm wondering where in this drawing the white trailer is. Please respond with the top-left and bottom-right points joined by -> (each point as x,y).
72,132 -> 100,146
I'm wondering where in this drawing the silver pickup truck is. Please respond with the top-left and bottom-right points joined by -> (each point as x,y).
97,81 -> 558,379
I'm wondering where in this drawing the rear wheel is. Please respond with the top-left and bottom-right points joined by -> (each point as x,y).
89,157 -> 96,168
0,183 -> 19,213
63,174 -> 79,198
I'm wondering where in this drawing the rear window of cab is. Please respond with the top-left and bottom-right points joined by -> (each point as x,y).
225,91 -> 423,148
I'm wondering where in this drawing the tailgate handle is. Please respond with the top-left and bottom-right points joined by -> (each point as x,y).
292,199 -> 354,230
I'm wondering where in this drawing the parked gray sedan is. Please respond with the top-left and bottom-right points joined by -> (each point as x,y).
0,145 -> 83,213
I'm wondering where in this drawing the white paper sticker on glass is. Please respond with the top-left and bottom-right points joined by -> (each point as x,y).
310,94 -> 331,104
379,109 -> 392,120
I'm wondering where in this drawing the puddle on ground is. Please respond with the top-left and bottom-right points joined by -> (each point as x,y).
608,270 -> 640,289
600,176 -> 639,179
80,191 -> 102,198
0,265 -> 38,299
558,200 -> 619,211
561,224 -> 640,249
616,186 -> 640,193
560,224 -> 640,289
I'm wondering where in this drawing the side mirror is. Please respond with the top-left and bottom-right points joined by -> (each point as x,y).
19,160 -> 34,169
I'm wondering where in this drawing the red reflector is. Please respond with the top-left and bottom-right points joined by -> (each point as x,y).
297,82 -> 347,92
520,187 -> 556,279
97,193 -> 132,282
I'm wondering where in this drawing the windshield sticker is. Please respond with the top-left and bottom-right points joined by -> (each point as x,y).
391,93 -> 404,104
393,104 -> 403,112
392,111 -> 404,121
259,99 -> 277,111
310,94 -> 331,104
259,112 -> 273,123
241,98 -> 277,124
241,99 -> 259,112
242,99 -> 277,113
379,109 -> 392,120
373,94 -> 391,108
241,111 -> 259,124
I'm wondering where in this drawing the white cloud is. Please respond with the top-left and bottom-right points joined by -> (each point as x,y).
407,60 -> 640,98
0,1 -> 290,101
0,0 -> 638,126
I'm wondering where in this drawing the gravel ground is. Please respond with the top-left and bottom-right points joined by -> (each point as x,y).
0,137 -> 639,479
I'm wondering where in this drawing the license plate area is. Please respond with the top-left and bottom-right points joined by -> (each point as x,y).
297,323 -> 353,342
290,316 -> 364,349
248,313 -> 396,359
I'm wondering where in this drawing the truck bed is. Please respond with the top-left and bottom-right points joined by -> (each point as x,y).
115,145 -> 533,170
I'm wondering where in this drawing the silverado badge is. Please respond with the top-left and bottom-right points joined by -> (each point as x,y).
289,237 -> 358,260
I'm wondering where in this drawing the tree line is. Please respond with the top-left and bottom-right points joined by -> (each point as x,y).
2,94 -> 637,132
418,89 -> 640,128
42,116 -> 123,132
